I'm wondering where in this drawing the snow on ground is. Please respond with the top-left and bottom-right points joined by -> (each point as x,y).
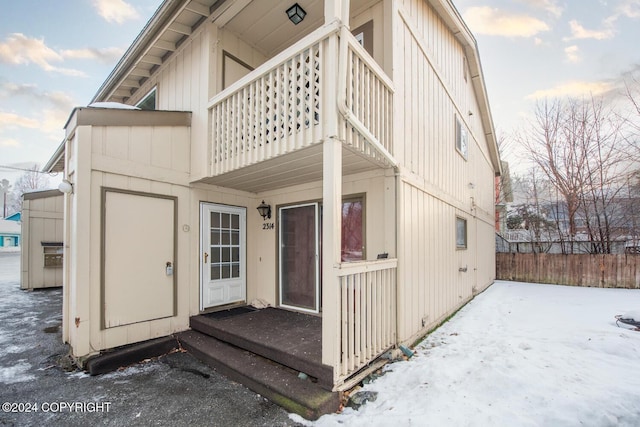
0,252 -> 62,385
309,281 -> 640,427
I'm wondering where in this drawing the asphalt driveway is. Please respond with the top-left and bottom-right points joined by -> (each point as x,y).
0,252 -> 299,427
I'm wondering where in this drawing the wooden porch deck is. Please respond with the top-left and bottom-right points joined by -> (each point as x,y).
179,307 -> 339,419
189,307 -> 333,388
177,307 -> 341,419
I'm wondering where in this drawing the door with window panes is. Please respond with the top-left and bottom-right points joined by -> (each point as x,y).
200,203 -> 246,310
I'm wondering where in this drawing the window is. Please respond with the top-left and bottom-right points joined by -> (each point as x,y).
136,87 -> 157,110
456,217 -> 467,249
351,21 -> 373,57
210,211 -> 242,280
456,117 -> 468,159
341,198 -> 364,262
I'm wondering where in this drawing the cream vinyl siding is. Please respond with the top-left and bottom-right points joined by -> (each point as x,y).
128,25 -> 211,181
245,169 -> 394,307
393,0 -> 497,344
20,193 -> 64,290
63,119 -> 192,357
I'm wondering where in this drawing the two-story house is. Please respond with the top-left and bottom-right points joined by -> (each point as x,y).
45,0 -> 501,418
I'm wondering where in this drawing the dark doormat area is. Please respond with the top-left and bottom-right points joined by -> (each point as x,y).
204,306 -> 258,320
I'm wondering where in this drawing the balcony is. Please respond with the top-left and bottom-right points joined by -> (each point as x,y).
202,22 -> 395,192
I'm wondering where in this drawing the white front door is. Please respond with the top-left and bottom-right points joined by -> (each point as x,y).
200,203 -> 246,310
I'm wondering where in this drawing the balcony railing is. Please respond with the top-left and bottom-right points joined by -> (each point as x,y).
336,258 -> 397,383
340,31 -> 395,166
208,22 -> 395,177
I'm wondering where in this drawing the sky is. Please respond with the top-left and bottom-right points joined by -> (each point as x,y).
0,0 -> 163,186
1,0 -> 640,186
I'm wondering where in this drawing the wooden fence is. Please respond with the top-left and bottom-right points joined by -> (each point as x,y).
496,253 -> 640,289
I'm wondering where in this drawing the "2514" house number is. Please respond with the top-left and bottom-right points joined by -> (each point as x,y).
262,223 -> 275,230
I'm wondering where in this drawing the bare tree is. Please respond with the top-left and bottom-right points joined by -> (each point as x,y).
518,100 -> 582,252
505,171 -> 555,253
518,98 -> 631,253
575,98 -> 630,253
8,166 -> 51,213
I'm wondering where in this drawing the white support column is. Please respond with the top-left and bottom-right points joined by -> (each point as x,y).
321,32 -> 343,381
321,136 -> 342,374
325,0 -> 350,25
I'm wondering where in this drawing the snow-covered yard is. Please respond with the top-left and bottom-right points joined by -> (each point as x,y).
307,281 -> 640,427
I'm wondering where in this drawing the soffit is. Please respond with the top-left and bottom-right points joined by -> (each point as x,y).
97,0 -> 221,103
98,0 -> 378,103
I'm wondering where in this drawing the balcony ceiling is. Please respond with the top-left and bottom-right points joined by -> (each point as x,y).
223,0 -> 373,57
223,0 -> 324,58
97,0 -> 375,103
197,144 -> 387,193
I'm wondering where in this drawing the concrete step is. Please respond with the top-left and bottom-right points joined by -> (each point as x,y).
177,330 -> 340,420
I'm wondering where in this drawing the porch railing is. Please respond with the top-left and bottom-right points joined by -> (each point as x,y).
336,258 -> 397,382
340,34 -> 395,166
208,23 -> 395,176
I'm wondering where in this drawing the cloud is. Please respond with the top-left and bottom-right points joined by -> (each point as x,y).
564,1 -> 640,42
0,112 -> 40,130
0,138 -> 21,148
0,33 -> 86,76
463,7 -> 550,37
526,80 -> 614,99
0,82 -> 74,111
61,47 -> 124,64
41,108 -> 69,136
613,0 -> 640,19
565,20 -> 615,41
521,0 -> 563,18
564,45 -> 581,63
93,0 -> 139,24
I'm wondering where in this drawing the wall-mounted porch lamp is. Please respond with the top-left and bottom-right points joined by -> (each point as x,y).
58,179 -> 73,194
257,200 -> 272,220
286,3 -> 306,25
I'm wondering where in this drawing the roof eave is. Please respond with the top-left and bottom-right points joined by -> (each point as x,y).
91,0 -> 190,103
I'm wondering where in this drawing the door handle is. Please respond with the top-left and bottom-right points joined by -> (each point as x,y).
204,252 -> 209,264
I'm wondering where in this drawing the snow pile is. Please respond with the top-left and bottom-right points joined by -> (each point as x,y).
620,310 -> 640,321
313,281 -> 640,427
0,360 -> 35,384
87,101 -> 140,110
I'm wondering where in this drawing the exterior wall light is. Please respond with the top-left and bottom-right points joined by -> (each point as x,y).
257,200 -> 271,220
286,3 -> 306,25
58,179 -> 73,194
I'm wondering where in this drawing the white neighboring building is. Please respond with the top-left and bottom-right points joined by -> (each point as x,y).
0,218 -> 20,251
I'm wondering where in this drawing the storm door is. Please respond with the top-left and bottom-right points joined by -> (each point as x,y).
279,203 -> 319,313
200,203 -> 246,310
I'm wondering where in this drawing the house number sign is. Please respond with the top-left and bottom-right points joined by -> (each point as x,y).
262,223 -> 275,230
